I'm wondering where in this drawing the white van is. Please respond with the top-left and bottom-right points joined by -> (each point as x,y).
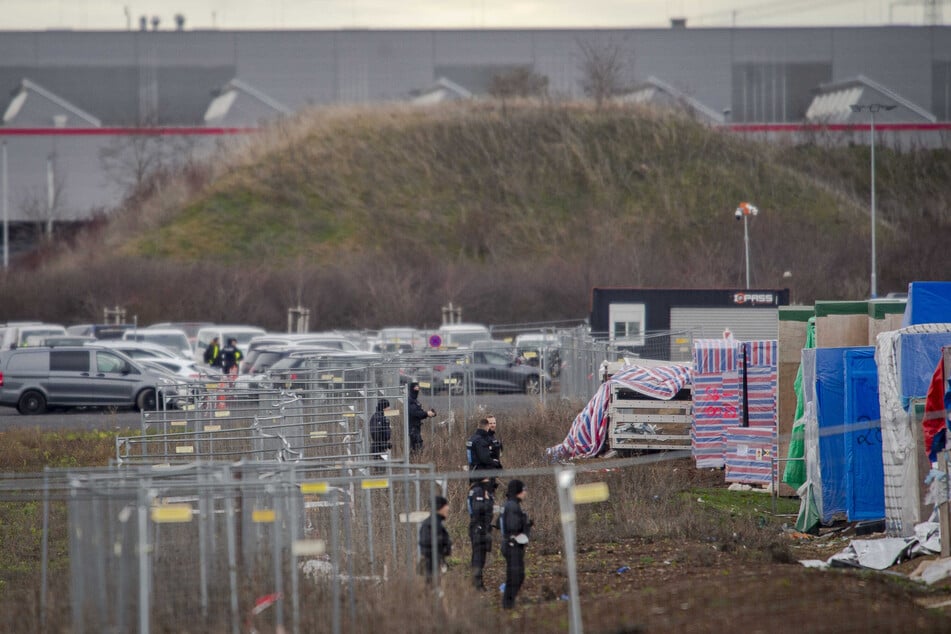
194,325 -> 267,364
122,328 -> 193,359
1,322 -> 67,350
435,323 -> 491,349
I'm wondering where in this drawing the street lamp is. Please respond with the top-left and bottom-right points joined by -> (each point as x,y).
735,201 -> 759,289
850,102 -> 896,299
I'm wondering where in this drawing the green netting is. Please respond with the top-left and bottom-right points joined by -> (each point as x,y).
782,317 -> 815,489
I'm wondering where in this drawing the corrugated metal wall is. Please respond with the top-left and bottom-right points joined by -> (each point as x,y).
670,307 -> 779,341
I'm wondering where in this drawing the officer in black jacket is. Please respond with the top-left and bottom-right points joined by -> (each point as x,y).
500,479 -> 531,609
486,414 -> 503,468
367,399 -> 391,457
220,338 -> 243,375
418,495 -> 452,582
407,382 -> 435,455
466,416 -> 502,481
467,476 -> 496,590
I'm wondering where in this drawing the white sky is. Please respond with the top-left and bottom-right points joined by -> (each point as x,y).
0,0 -> 939,31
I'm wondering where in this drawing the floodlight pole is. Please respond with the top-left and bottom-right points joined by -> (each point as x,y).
743,213 -> 751,290
851,102 -> 896,299
735,202 -> 758,290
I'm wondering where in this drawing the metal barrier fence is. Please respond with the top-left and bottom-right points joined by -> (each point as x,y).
10,451 -> 688,634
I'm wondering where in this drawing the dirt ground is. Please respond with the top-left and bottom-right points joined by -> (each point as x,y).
471,465 -> 951,634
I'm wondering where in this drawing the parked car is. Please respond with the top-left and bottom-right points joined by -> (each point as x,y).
369,341 -> 415,355
41,335 -> 98,346
240,334 -> 359,373
242,350 -> 384,394
0,322 -> 67,350
0,345 -> 175,414
471,339 -> 516,358
418,349 -> 551,395
377,326 -> 427,351
91,340 -> 184,362
435,323 -> 491,349
123,328 -> 193,359
66,323 -> 136,340
146,321 -> 214,351
514,332 -> 563,378
138,357 -> 222,381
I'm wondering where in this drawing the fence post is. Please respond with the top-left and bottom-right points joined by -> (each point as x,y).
556,468 -> 583,634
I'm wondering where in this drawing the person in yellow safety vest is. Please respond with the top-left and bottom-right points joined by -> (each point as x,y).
203,337 -> 221,368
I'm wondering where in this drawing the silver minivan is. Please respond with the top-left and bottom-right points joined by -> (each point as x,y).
0,346 -> 168,414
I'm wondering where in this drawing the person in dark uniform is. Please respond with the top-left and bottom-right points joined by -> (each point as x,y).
418,495 -> 452,583
407,382 -> 435,456
486,414 -> 503,470
466,417 -> 502,481
500,479 -> 531,609
368,398 -> 391,458
467,476 -> 496,590
220,338 -> 243,375
203,337 -> 221,368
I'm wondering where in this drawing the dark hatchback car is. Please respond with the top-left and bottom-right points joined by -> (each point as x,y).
420,350 -> 552,395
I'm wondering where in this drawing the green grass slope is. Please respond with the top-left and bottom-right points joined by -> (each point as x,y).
7,102 -> 951,329
122,105 -> 867,269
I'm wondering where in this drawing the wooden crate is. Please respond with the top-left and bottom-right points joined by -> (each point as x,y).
608,391 -> 692,452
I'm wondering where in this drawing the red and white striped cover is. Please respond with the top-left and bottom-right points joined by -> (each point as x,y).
547,363 -> 691,461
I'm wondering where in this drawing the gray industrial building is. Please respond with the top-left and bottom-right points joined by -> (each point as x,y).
1,25 -> 950,232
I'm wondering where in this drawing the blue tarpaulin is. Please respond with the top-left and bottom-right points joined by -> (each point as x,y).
897,332 -> 951,409
843,348 -> 884,521
902,281 -> 951,327
815,347 -> 847,522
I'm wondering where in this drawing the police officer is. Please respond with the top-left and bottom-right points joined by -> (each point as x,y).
407,382 -> 436,455
466,416 -> 502,480
418,495 -> 452,583
467,476 -> 496,590
203,337 -> 221,368
367,398 -> 391,457
221,338 -> 243,375
486,414 -> 503,468
500,479 -> 531,609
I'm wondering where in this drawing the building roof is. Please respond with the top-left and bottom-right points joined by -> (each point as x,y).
410,77 -> 473,106
203,78 -> 291,126
617,76 -> 726,124
805,75 -> 936,124
2,78 -> 101,127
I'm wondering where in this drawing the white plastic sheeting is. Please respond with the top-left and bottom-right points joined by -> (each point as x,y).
876,324 -> 951,536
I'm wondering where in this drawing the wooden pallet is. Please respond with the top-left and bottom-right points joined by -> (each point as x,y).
608,395 -> 692,452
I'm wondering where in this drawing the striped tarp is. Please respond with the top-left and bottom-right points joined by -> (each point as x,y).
692,340 -> 778,475
547,363 -> 691,461
691,339 -> 741,468
691,373 -> 739,468
694,338 -> 740,373
725,426 -> 777,485
731,342 -> 779,484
